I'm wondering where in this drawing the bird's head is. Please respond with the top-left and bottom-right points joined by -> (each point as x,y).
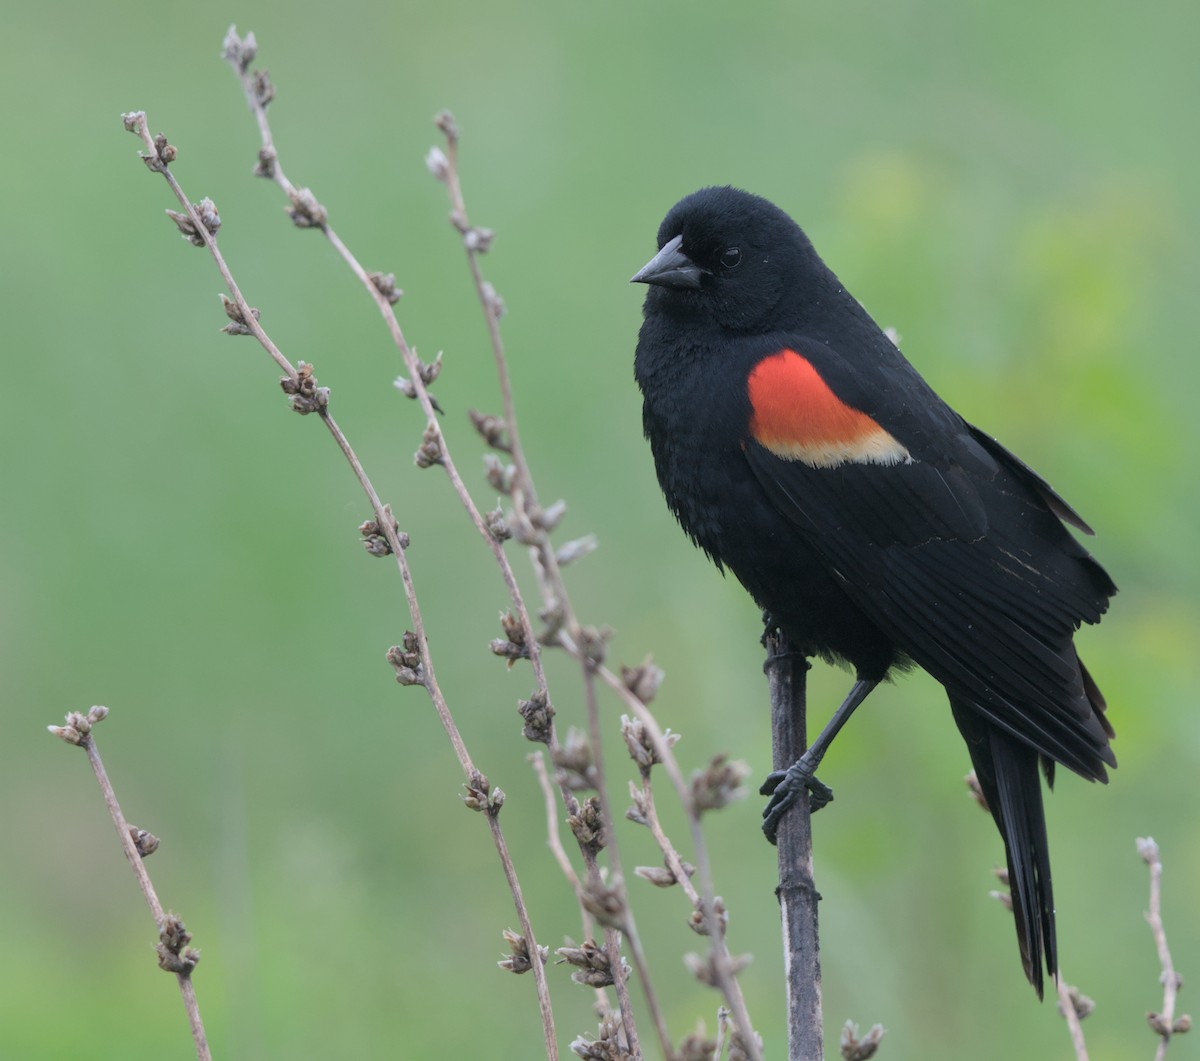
632,186 -> 825,333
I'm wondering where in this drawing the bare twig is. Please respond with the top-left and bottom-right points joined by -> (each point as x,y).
220,29 -> 554,719
147,28 -> 761,1058
1139,837 -> 1190,1060
531,753 -> 584,895
122,100 -> 558,1058
49,707 -> 211,1061
581,666 -> 659,1059
430,111 -> 662,1057
218,39 -> 582,1044
431,113 -> 764,1059
624,726 -> 700,910
222,34 -> 628,1054
218,36 -> 573,1028
764,632 -> 823,1061
1054,976 -> 1091,1061
590,648 -> 761,1059
218,64 -> 605,1052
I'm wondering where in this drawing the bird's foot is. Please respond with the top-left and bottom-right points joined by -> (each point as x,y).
759,610 -> 779,648
759,760 -> 833,844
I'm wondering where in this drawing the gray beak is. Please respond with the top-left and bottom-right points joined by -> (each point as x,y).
631,234 -> 705,289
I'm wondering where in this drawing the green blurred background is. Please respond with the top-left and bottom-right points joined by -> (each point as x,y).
3,0 -> 1197,1057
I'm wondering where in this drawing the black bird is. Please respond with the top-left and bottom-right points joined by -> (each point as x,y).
631,186 -> 1116,996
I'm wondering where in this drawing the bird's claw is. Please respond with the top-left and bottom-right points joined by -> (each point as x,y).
760,762 -> 834,845
759,610 -> 779,648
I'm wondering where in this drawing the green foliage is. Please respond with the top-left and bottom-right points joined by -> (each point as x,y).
2,1 -> 1196,1058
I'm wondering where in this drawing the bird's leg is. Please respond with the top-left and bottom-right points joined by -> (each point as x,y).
760,677 -> 879,843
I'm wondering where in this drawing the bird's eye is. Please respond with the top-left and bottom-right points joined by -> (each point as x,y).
719,247 -> 742,271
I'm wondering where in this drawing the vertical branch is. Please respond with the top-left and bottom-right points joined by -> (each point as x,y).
764,632 -> 822,1061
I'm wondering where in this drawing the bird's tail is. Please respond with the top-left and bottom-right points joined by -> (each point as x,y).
949,697 -> 1056,998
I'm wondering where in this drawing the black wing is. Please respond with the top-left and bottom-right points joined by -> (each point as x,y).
743,418 -> 1116,779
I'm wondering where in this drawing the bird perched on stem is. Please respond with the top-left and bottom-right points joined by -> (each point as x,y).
631,186 -> 1116,997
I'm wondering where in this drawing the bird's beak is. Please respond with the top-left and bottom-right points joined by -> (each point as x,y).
631,234 -> 705,289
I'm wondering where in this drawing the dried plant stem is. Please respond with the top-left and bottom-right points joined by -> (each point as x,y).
221,50 -> 585,1048
637,775 -> 701,909
431,118 -> 674,1056
228,63 -> 554,705
1054,975 -> 1090,1061
434,122 -> 768,1051
440,129 -> 533,499
1139,837 -> 1188,1060
583,667 -> 658,1059
129,114 -> 474,777
223,47 -> 644,1058
89,741 -> 165,917
124,107 -> 557,1059
50,712 -> 211,1061
569,636 -> 762,1060
764,632 -> 822,1061
531,754 -> 584,894
435,123 -> 760,1058
224,31 -> 757,1057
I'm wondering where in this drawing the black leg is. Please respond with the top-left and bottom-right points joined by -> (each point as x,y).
760,677 -> 879,843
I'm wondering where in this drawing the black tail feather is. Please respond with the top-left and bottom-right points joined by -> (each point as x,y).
950,697 -> 1056,998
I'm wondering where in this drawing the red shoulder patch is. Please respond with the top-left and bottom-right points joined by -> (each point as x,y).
747,349 -> 910,468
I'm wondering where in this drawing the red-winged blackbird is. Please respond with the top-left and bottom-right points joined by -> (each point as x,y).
632,186 -> 1116,997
